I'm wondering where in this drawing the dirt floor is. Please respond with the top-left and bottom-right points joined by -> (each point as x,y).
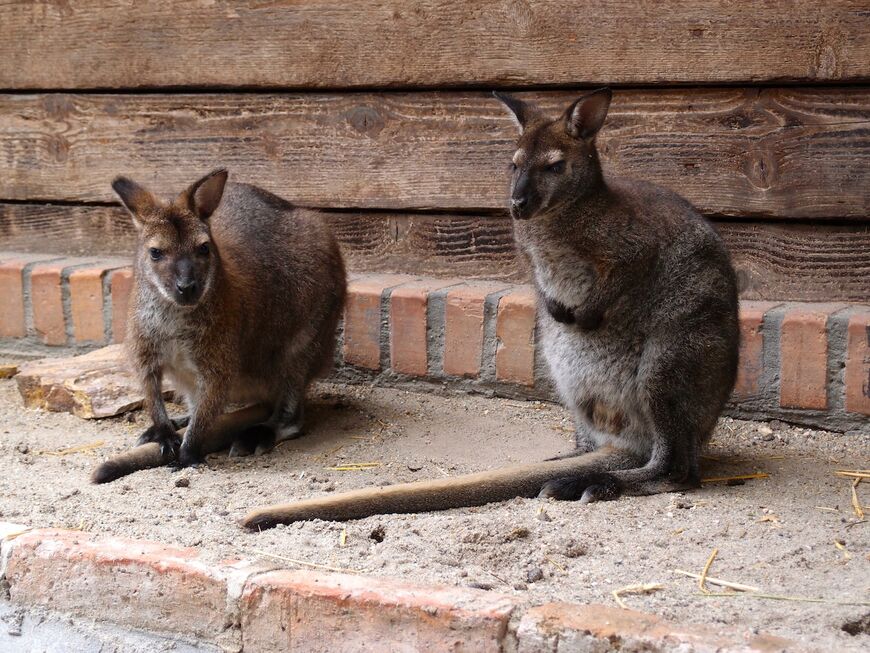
0,376 -> 868,650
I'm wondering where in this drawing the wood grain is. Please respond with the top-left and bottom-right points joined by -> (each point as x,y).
0,88 -> 868,218
1,1 -> 867,89
2,204 -> 867,302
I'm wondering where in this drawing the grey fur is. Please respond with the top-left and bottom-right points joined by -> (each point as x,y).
498,89 -> 740,501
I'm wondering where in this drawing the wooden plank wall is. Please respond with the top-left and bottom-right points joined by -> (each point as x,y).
0,1 -> 868,301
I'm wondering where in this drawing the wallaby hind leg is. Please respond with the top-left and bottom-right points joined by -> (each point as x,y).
228,424 -> 276,458
229,386 -> 305,457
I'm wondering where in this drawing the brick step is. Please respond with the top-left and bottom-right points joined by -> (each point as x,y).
0,522 -> 795,652
0,251 -> 867,431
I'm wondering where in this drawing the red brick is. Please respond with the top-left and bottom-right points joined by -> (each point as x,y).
779,304 -> 842,410
70,264 -> 124,343
5,528 -> 260,647
390,278 -> 460,376
0,260 -> 30,338
495,287 -> 537,386
110,267 -> 134,343
844,309 -> 870,415
733,301 -> 780,400
517,603 -> 794,653
240,570 -> 515,653
444,282 -> 510,378
30,260 -> 72,345
343,274 -> 414,370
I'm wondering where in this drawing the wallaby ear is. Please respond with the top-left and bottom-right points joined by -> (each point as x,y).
493,91 -> 536,134
564,88 -> 612,139
111,176 -> 158,229
183,168 -> 228,221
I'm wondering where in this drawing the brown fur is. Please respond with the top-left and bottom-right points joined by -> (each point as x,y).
92,170 -> 346,482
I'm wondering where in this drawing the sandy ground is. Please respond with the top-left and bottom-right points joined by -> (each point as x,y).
0,377 -> 868,650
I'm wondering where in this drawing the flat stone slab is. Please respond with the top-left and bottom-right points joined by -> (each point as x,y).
15,345 -> 150,419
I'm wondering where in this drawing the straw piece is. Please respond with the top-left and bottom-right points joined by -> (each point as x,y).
700,473 -> 768,484
612,583 -> 664,609
326,462 -> 382,471
698,548 -> 718,594
673,569 -> 760,593
696,592 -> 870,607
834,470 -> 870,480
850,479 -> 864,519
249,548 -> 361,574
37,440 -> 105,456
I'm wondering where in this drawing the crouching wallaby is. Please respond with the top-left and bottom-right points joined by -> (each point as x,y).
242,89 -> 739,529
92,169 -> 346,483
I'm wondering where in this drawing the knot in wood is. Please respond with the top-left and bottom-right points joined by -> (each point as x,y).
348,106 -> 385,138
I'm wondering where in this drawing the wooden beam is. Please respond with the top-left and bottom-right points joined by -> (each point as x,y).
1,88 -> 867,218
2,204 -> 868,302
1,1 -> 867,89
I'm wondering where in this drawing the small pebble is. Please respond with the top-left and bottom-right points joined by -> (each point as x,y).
175,477 -> 190,488
467,582 -> 493,590
526,567 -> 544,583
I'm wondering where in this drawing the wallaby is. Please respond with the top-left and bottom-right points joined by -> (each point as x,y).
92,169 -> 347,483
242,89 -> 739,529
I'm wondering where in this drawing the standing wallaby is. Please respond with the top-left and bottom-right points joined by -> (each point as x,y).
92,169 -> 346,483
242,89 -> 738,528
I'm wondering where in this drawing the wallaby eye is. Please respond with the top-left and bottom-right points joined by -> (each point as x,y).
149,248 -> 163,261
509,162 -> 518,172
548,160 -> 566,174
196,242 -> 210,257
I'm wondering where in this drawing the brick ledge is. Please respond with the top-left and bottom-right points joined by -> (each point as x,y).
1,250 -> 868,432
0,522 -> 796,653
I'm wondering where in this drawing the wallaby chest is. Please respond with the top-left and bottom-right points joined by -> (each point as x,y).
523,239 -> 596,307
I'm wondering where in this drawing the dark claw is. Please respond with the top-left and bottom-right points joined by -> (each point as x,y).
137,423 -> 181,461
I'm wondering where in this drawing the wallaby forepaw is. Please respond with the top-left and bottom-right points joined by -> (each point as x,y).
573,307 -> 604,331
544,295 -> 575,324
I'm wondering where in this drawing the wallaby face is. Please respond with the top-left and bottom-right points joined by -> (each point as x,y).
494,89 -> 611,220
112,170 -> 227,307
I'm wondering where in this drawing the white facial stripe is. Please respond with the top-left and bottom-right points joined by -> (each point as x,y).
542,149 -> 564,165
512,149 -> 526,165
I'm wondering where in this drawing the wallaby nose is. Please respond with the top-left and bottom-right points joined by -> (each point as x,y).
176,279 -> 197,295
511,197 -> 527,209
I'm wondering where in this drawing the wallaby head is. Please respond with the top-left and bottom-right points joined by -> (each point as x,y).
112,169 -> 228,307
494,88 -> 612,220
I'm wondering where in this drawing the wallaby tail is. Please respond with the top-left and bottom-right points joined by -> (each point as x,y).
91,403 -> 273,484
243,446 -> 640,530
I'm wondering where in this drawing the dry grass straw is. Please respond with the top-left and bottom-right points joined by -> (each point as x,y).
700,472 -> 768,484
612,583 -> 664,609
326,462 -> 382,471
850,478 -> 864,519
249,548 -> 361,575
37,440 -> 105,456
834,470 -> 870,480
697,592 -> 870,607
673,569 -> 759,593
698,548 -> 718,594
